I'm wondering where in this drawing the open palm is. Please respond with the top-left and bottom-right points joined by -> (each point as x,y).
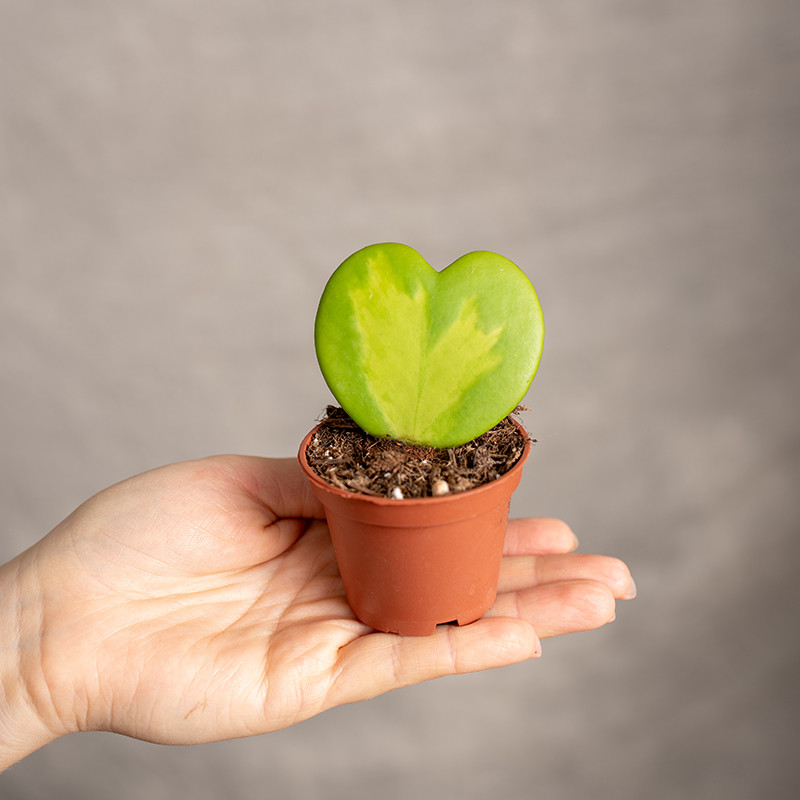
24,455 -> 633,746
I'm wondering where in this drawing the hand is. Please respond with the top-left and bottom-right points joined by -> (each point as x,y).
1,456 -> 634,767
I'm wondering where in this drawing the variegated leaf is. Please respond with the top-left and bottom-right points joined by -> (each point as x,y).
314,243 -> 544,448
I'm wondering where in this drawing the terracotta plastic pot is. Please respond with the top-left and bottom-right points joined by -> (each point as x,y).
298,420 -> 530,636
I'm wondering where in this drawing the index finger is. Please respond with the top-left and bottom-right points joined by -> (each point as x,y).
503,517 -> 579,556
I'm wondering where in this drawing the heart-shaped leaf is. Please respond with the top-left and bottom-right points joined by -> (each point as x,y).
314,243 -> 544,448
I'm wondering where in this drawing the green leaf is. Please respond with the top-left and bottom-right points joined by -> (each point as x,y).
415,297 -> 503,443
348,253 -> 429,439
314,243 -> 544,448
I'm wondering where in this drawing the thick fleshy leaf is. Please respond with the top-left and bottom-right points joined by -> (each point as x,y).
314,243 -> 544,448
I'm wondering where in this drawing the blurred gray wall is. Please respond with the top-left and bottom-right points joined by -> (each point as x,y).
2,1 -> 798,798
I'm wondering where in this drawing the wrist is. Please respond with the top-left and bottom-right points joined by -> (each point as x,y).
0,551 -> 62,770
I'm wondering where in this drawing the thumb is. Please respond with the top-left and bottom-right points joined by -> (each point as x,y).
233,456 -> 326,522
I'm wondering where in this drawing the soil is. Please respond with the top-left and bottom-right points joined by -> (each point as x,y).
304,405 -> 532,499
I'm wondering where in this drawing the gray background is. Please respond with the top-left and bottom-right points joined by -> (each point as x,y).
1,1 -> 798,798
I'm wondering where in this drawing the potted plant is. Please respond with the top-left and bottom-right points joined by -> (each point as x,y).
298,242 -> 544,635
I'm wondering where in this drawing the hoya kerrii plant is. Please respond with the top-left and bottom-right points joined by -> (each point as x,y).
301,242 -> 544,634
314,242 -> 545,450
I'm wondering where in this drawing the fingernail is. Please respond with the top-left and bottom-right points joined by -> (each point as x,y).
622,577 -> 637,600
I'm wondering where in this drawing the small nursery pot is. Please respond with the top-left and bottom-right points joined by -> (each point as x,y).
298,420 -> 531,636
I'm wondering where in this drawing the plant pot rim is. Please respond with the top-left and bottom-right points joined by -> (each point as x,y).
298,416 -> 531,508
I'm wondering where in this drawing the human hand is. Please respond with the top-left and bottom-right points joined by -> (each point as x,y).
0,456 -> 634,767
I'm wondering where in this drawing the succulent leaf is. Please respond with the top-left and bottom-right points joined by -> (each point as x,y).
314,243 -> 544,448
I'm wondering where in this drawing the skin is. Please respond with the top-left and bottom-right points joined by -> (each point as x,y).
0,456 -> 635,770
